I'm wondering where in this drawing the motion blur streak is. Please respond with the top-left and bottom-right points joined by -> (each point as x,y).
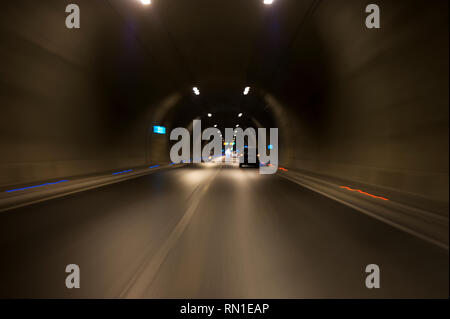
112,169 -> 133,175
5,180 -> 69,193
340,186 -> 389,201
0,162 -> 447,298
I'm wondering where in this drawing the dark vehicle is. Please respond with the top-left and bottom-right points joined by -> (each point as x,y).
239,147 -> 260,168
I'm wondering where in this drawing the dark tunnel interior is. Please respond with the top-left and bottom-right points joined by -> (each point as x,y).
1,0 -> 448,200
0,0 -> 448,299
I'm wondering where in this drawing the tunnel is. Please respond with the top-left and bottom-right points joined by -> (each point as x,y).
0,0 -> 448,299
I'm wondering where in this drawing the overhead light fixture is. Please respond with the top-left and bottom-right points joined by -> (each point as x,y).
214,124 -> 217,127
236,125 -> 239,127
263,0 -> 274,5
193,87 -> 200,95
140,0 -> 151,5
243,87 -> 250,95
238,113 -> 243,118
208,113 -> 212,118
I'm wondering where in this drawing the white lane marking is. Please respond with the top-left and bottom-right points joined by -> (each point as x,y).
120,168 -> 219,298
279,173 -> 449,251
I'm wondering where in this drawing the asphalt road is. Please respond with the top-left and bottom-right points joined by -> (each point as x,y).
0,161 -> 448,298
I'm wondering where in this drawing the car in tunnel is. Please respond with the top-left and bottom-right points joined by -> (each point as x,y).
239,147 -> 260,168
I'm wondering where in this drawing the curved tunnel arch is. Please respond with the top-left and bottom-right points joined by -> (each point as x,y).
0,0 -> 448,203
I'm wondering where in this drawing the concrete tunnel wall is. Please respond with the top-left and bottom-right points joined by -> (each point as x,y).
0,0 -> 448,205
262,0 -> 449,202
0,1 -> 177,187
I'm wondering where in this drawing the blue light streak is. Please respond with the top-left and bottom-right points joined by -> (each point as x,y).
112,169 -> 133,175
5,180 -> 69,193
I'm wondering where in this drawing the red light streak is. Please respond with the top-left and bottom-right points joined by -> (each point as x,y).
340,186 -> 389,201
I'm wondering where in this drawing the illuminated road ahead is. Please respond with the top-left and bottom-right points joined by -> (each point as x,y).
0,162 -> 447,298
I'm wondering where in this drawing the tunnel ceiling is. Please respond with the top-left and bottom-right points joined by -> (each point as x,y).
108,0 -> 320,129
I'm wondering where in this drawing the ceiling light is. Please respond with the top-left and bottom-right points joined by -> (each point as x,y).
238,113 -> 243,117
263,0 -> 274,5
208,113 -> 212,118
243,87 -> 250,95
236,125 -> 239,127
214,124 -> 217,127
140,0 -> 151,4
193,87 -> 200,95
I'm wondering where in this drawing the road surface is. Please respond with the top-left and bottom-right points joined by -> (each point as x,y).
0,161 -> 447,298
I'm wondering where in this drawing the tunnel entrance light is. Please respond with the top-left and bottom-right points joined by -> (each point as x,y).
153,126 -> 166,134
243,87 -> 250,95
238,113 -> 243,118
140,0 -> 151,5
193,87 -> 200,95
